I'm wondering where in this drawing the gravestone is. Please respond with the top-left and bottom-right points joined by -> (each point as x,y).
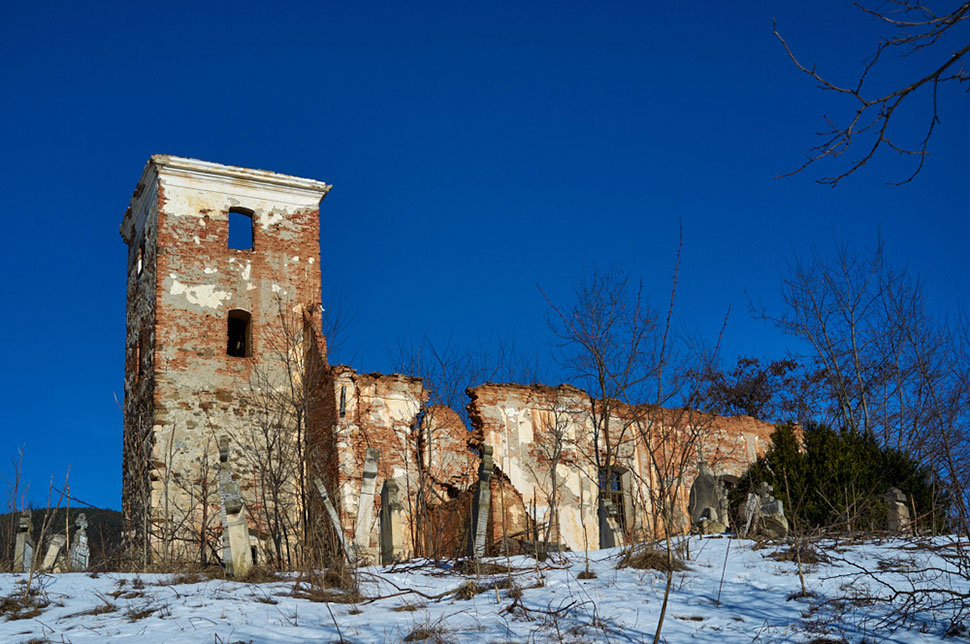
68,513 -> 90,571
217,436 -> 233,570
42,533 -> 67,571
739,492 -> 761,538
216,436 -> 253,577
688,462 -> 729,535
599,500 -> 625,548
468,444 -> 494,559
314,477 -> 358,565
380,479 -> 405,565
755,481 -> 789,539
13,511 -> 33,573
353,448 -> 380,563
886,487 -> 912,533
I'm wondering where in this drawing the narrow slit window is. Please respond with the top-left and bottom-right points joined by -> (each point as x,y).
228,208 -> 254,250
136,241 -> 145,276
227,309 -> 252,357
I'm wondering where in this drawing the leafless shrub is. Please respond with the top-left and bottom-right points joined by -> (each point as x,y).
618,545 -> 687,572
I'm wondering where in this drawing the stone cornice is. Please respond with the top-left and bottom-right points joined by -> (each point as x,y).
120,155 -> 332,243
150,155 -> 332,197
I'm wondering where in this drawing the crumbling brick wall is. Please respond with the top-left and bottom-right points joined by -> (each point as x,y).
324,366 -> 426,564
120,156 -> 331,565
467,383 -> 778,551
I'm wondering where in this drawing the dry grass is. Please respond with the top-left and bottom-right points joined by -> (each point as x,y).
125,605 -> 157,622
453,559 -> 514,575
393,602 -> 423,612
403,618 -> 453,643
454,581 -> 482,600
0,588 -> 50,621
767,542 -> 827,565
618,546 -> 687,572
576,569 -> 597,579
290,586 -> 362,604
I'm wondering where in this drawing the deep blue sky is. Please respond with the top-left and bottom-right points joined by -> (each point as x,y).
1,1 -> 966,510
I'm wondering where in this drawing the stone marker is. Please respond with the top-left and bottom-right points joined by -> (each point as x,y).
13,511 -> 33,573
42,533 -> 67,571
224,480 -> 253,576
216,436 -> 253,577
314,477 -> 358,565
754,481 -> 789,539
886,487 -> 912,533
352,448 -> 380,562
688,462 -> 729,535
468,444 -> 494,559
380,479 -> 405,565
739,492 -> 761,538
599,501 -> 625,548
217,436 -> 233,570
68,513 -> 90,571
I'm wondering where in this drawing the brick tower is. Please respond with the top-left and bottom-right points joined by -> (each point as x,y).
120,156 -> 331,564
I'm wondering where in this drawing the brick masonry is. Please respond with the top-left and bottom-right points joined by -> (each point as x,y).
121,156 -> 782,566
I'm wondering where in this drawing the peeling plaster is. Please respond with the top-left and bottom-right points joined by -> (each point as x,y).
169,278 -> 231,310
260,211 -> 283,229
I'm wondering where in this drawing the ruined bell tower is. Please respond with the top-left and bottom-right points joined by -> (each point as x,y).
120,155 -> 331,563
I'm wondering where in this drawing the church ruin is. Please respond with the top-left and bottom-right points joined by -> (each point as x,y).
121,155 -> 778,567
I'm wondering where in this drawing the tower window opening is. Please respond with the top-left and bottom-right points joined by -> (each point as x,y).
136,241 -> 145,276
228,208 -> 254,250
227,309 -> 252,357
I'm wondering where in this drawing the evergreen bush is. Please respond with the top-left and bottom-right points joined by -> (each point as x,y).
734,423 -> 947,533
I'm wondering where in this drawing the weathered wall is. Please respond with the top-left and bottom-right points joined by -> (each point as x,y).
121,156 -> 331,564
467,383 -> 778,552
325,367 -> 426,564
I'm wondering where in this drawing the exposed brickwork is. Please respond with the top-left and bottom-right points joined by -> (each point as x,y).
467,383 -> 778,552
120,156 -> 781,567
121,156 -> 331,564
323,367 -> 427,563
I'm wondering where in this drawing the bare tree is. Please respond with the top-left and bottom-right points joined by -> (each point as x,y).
775,1 -> 969,185
698,355 -> 825,424
240,296 -> 329,570
764,238 -> 966,467
541,269 -> 658,548
540,243 -> 727,644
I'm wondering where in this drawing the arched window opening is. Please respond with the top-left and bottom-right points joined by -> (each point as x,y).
227,309 -> 252,357
228,208 -> 254,250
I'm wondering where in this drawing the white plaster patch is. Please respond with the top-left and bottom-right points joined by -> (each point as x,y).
241,262 -> 251,281
193,235 -> 200,245
170,279 -> 231,310
204,267 -> 218,275
260,211 -> 283,229
228,257 -> 236,264
308,257 -> 315,264
291,256 -> 299,262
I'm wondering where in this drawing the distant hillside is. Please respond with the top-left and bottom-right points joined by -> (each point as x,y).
0,506 -> 124,571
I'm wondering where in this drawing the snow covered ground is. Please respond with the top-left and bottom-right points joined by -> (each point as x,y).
1,536 -> 967,643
